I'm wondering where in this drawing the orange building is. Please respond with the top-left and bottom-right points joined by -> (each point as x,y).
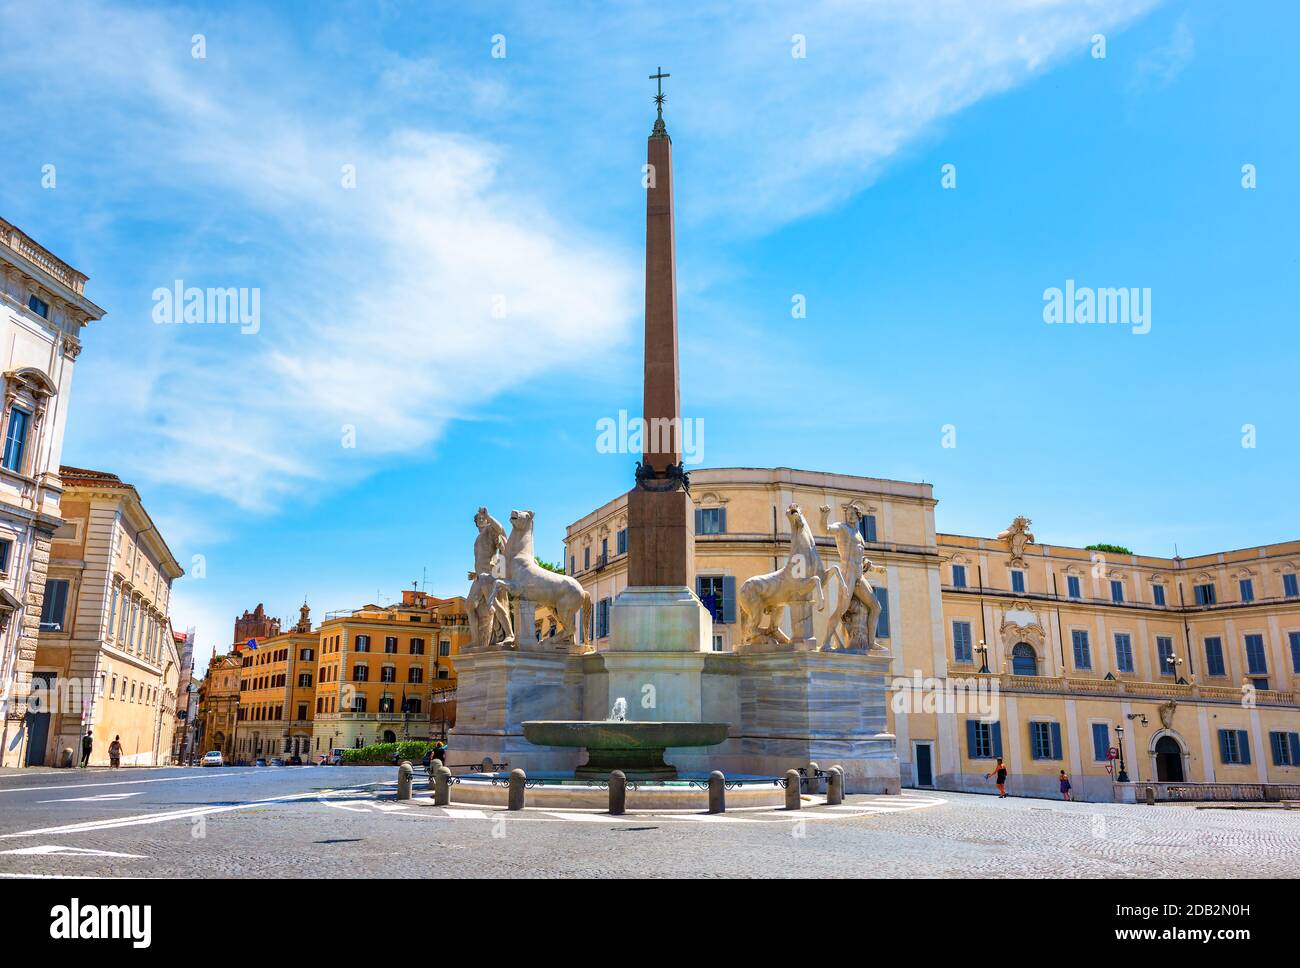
232,603 -> 317,763
310,590 -> 467,755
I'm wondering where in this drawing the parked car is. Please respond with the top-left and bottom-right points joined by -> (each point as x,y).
254,757 -> 268,767
270,757 -> 285,766
287,754 -> 302,766
317,748 -> 345,766
200,751 -> 223,767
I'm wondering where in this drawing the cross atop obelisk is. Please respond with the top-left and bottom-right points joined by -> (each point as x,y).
649,66 -> 670,137
627,68 -> 693,589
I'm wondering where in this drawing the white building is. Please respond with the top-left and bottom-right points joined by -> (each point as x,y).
0,218 -> 104,767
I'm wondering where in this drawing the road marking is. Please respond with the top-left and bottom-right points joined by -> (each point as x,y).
37,792 -> 143,803
0,844 -> 146,859
0,771 -> 259,794
0,782 -> 387,840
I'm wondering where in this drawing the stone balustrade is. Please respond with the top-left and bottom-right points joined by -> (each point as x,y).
966,672 -> 1295,706
0,217 -> 87,294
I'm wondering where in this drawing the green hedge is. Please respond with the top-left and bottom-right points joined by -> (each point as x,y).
341,741 -> 437,765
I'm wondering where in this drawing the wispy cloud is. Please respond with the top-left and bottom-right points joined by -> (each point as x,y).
1131,18 -> 1195,92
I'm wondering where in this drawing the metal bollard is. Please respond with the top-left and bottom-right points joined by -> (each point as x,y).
434,766 -> 452,806
609,770 -> 627,815
396,761 -> 413,801
827,766 -> 844,805
708,770 -> 726,814
1144,785 -> 1156,806
785,769 -> 802,810
508,768 -> 527,811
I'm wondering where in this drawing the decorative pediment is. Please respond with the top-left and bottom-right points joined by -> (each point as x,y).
1000,602 -> 1047,651
696,491 -> 729,507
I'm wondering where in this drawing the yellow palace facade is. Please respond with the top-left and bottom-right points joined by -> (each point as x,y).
565,467 -> 1300,802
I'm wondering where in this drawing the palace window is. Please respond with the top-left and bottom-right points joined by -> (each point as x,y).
380,666 -> 396,683
617,528 -> 627,555
1290,631 -> 1300,673
1114,633 -> 1134,673
1011,643 -> 1038,676
600,537 -> 608,563
966,720 -> 1001,759
352,695 -> 367,713
1194,583 -> 1216,606
1029,721 -> 1062,760
384,636 -> 398,654
27,294 -> 49,318
379,696 -> 394,714
1270,732 -> 1300,767
408,667 -> 423,684
1091,723 -> 1111,762
952,621 -> 973,664
298,673 -> 311,687
858,515 -> 877,543
1010,570 -> 1025,594
1239,579 -> 1254,603
300,648 -> 313,661
1284,574 -> 1299,599
410,637 -> 425,655
354,634 -> 370,652
0,538 -> 12,574
2,408 -> 31,473
596,597 -> 611,639
951,564 -> 967,589
874,587 -> 890,638
1218,729 -> 1250,765
1071,630 -> 1091,670
352,663 -> 369,682
696,575 -> 735,624
1066,575 -> 1081,599
407,698 -> 422,714
1156,636 -> 1175,676
439,640 -> 450,657
569,555 -> 575,574
1109,580 -> 1124,604
1151,583 -> 1166,607
1205,637 -> 1226,676
1245,634 -> 1268,676
437,668 -> 449,679
40,579 -> 70,632
695,507 -> 726,535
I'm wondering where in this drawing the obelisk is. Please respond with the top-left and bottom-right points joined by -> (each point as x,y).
627,68 -> 695,590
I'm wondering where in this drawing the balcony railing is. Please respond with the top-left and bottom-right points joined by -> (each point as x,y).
963,671 -> 1295,706
1,218 -> 88,294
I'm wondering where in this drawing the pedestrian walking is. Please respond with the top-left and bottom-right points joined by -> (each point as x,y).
984,757 -> 1009,798
1059,769 -> 1072,801
108,735 -> 123,769
80,730 -> 93,768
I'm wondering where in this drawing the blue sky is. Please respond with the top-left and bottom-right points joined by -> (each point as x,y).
1,1 -> 1295,670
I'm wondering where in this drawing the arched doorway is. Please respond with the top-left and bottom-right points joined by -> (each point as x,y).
1011,643 -> 1038,676
1154,735 -> 1184,781
382,729 -> 397,743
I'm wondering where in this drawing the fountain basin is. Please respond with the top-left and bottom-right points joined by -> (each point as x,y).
521,721 -> 729,780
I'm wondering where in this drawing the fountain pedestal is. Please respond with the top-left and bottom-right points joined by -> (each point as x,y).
521,721 -> 729,781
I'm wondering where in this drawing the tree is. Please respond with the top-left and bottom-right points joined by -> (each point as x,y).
534,557 -> 564,574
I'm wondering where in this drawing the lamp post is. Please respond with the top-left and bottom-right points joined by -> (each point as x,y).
1115,723 -> 1129,783
976,640 -> 991,675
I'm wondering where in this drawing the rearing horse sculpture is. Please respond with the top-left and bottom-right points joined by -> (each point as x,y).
502,509 -> 591,650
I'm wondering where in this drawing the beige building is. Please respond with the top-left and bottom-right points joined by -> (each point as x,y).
33,466 -> 184,766
0,219 -> 105,766
567,467 -> 1300,801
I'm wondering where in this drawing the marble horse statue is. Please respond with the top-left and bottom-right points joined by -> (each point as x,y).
737,553 -> 826,647
503,509 -> 591,650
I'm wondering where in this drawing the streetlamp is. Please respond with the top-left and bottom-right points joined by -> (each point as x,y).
975,639 -> 991,675
1115,723 -> 1129,783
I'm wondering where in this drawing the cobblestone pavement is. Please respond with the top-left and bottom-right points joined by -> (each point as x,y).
0,766 -> 1296,878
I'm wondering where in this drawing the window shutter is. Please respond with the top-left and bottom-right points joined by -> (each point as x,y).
722,576 -> 737,624
1271,732 -> 1285,766
1218,729 -> 1230,763
694,509 -> 703,534
991,721 -> 1003,758
874,586 -> 890,638
1050,721 -> 1062,760
1290,734 -> 1300,765
1238,730 -> 1251,765
966,720 -> 978,757
1029,723 -> 1041,760
718,508 -> 727,534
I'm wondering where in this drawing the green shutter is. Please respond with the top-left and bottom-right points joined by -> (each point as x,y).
1218,729 -> 1231,763
1238,730 -> 1251,765
874,587 -> 890,638
1050,721 -> 1063,760
966,720 -> 978,757
991,722 -> 1003,758
721,576 -> 736,624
